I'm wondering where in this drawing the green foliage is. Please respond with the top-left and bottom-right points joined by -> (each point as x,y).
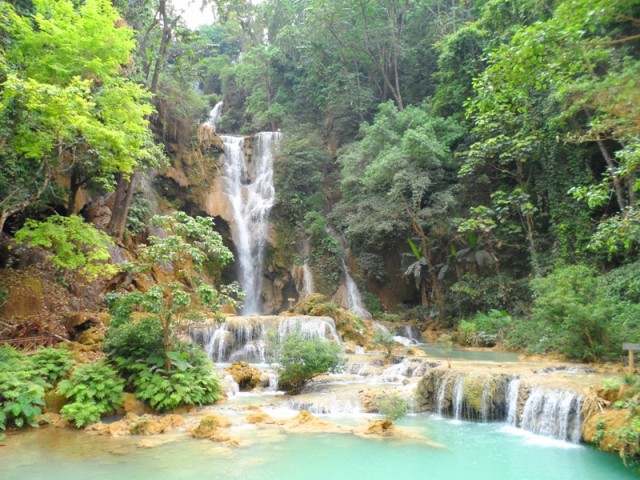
506,264 -> 640,361
275,332 -> 343,393
57,362 -> 124,428
128,362 -> 221,412
371,328 -> 396,359
0,347 -> 49,430
15,215 -> 117,280
0,0 -> 158,226
109,211 -> 240,370
373,392 -> 408,421
103,316 -> 164,363
29,347 -> 75,383
274,128 -> 330,222
438,333 -> 454,368
457,310 -> 513,347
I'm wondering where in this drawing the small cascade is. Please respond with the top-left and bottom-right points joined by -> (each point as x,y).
286,394 -> 362,415
435,373 -> 452,415
519,387 -> 584,443
480,381 -> 492,421
453,376 -> 465,420
373,358 -> 434,384
190,315 -> 339,363
342,259 -> 372,319
220,132 -> 280,314
506,379 -> 521,426
206,101 -> 224,132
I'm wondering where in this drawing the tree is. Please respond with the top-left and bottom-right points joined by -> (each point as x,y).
334,101 -> 463,312
275,332 -> 343,393
15,215 -> 118,280
107,212 -> 242,370
0,0 -> 158,231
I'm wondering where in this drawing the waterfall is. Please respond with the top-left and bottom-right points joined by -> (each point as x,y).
206,101 -> 224,132
190,315 -> 340,363
221,132 -> 280,314
506,379 -> 521,426
519,387 -> 584,442
343,260 -> 371,318
453,376 -> 464,420
301,261 -> 315,297
436,374 -> 451,415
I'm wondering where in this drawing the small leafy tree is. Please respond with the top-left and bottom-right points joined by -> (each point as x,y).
15,215 -> 118,280
439,333 -> 454,368
107,211 -> 242,370
275,332 -> 343,394
373,392 -> 408,421
371,328 -> 396,360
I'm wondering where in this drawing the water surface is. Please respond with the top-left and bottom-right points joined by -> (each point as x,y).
1,414 -> 633,480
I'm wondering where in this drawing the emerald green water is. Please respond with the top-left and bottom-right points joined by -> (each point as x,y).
1,415 -> 634,480
420,343 -> 522,362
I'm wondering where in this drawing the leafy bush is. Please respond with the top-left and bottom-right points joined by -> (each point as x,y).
506,264 -> 640,361
276,332 -> 343,393
373,392 -> 408,421
457,310 -> 513,347
371,328 -> 396,358
57,362 -> 124,427
103,316 -> 164,364
129,362 -> 221,412
29,348 -> 75,383
0,347 -> 49,430
15,214 -> 118,280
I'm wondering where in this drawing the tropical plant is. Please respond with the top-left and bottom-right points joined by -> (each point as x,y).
15,215 -> 118,280
373,392 -> 408,421
105,211 -> 241,370
57,362 -> 125,428
275,332 -> 343,393
371,328 -> 396,360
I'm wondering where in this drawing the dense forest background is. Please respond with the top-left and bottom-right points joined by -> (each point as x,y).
1,0 -> 639,362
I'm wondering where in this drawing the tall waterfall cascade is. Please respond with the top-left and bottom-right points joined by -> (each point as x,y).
220,132 -> 281,314
206,101 -> 224,132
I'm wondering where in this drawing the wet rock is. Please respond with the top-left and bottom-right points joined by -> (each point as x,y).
44,391 -> 68,414
245,411 -> 275,425
226,362 -> 262,391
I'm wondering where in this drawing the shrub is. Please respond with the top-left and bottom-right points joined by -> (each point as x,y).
103,316 -> 164,364
457,310 -> 513,347
276,332 -> 343,393
373,392 -> 408,421
0,346 -> 49,430
371,328 -> 396,359
130,363 -> 221,412
505,264 -> 639,361
57,362 -> 124,428
29,347 -> 75,383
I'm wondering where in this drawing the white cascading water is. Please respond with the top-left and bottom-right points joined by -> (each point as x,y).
480,380 -> 492,421
301,261 -> 315,297
436,374 -> 451,415
519,387 -> 584,442
190,315 -> 339,363
453,376 -> 465,420
207,101 -> 224,132
221,132 -> 280,314
342,259 -> 372,319
506,378 -> 521,426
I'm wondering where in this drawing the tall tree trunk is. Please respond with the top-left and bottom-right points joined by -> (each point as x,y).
107,172 -> 138,240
